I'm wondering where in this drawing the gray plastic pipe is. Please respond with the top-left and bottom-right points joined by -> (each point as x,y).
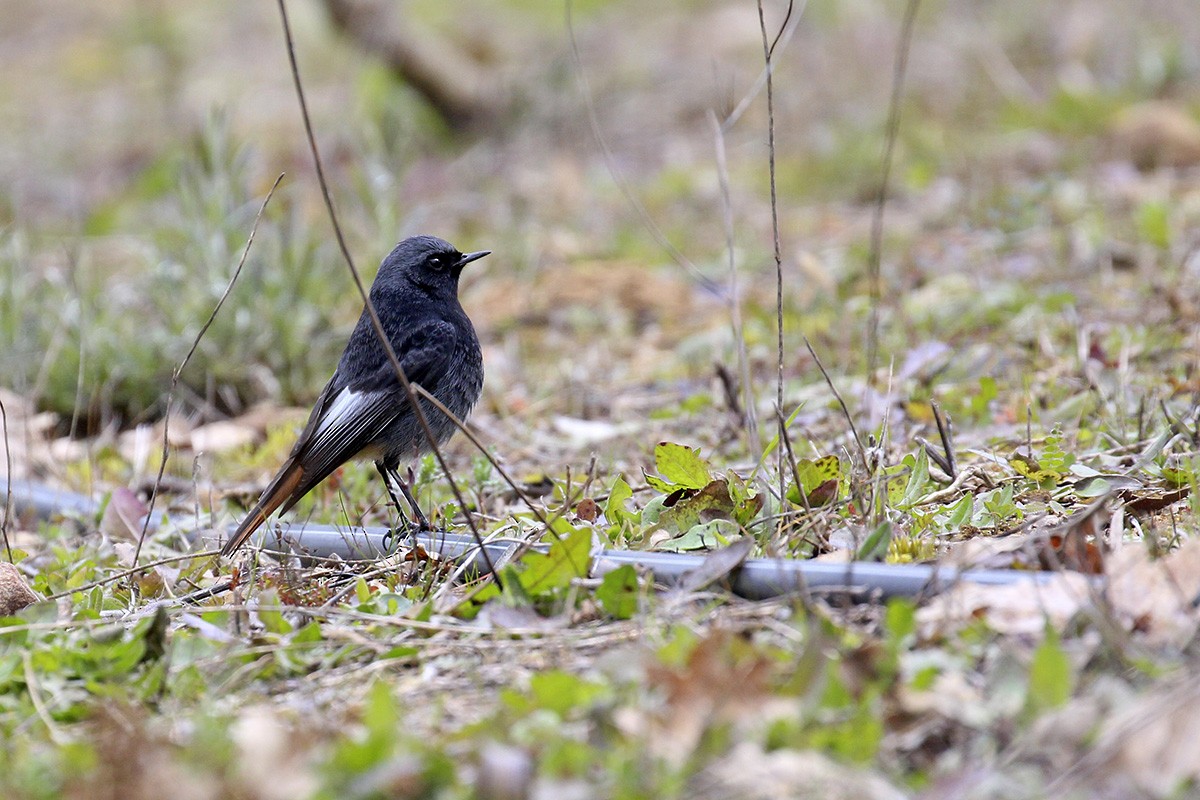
244,521 -> 1057,600
1,478 -> 102,520
5,477 -> 1057,600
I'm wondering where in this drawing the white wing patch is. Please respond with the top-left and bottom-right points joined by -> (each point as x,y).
305,386 -> 395,470
315,387 -> 367,437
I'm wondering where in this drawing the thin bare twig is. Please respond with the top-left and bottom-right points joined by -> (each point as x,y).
408,385 -> 549,528
722,0 -> 806,132
932,400 -> 956,478
0,395 -> 12,562
804,336 -> 867,467
775,403 -> 810,511
46,549 -> 225,602
757,0 -> 788,527
865,0 -> 921,380
273,0 -> 501,585
133,175 -> 284,570
64,248 -> 89,445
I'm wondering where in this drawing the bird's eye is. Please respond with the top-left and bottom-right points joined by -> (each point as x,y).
428,255 -> 445,271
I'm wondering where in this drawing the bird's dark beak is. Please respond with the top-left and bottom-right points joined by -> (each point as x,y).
455,250 -> 490,268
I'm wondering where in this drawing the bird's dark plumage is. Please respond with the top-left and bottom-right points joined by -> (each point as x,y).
222,235 -> 488,556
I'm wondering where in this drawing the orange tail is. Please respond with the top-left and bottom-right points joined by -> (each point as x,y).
221,462 -> 305,556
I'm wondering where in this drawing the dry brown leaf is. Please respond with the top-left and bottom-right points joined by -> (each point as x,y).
67,703 -> 219,800
1036,500 -> 1107,574
188,420 -> 258,453
1092,678 -> 1200,798
674,537 -> 754,594
1120,486 -> 1190,514
574,497 -> 599,523
637,631 -> 774,766
230,707 -> 319,800
99,487 -> 149,543
0,562 -> 39,616
1110,100 -> 1200,170
694,742 -> 907,800
917,573 -> 1093,640
1106,537 -> 1200,648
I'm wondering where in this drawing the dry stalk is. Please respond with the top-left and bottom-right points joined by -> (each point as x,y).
274,0 -> 499,584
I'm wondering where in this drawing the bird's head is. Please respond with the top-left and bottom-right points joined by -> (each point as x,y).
374,235 -> 490,298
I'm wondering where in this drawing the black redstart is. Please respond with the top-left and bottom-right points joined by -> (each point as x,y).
221,235 -> 488,557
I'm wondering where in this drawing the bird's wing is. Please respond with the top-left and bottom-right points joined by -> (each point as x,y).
350,318 -> 459,394
295,319 -> 458,478
222,320 -> 459,556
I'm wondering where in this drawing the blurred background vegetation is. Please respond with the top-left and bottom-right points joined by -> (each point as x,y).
1,0 -> 1198,435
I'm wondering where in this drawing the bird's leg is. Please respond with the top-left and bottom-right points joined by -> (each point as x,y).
389,465 -> 433,531
375,461 -> 417,545
376,460 -> 434,534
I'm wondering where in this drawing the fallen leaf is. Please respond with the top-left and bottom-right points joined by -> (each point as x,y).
661,479 -> 737,532
231,706 -> 319,800
696,742 -> 907,800
1035,500 -> 1107,574
574,497 -> 598,522
1107,537 -> 1200,648
188,420 -> 258,453
1093,679 -> 1200,797
641,631 -> 774,766
1110,100 -> 1200,170
0,563 -> 39,616
1120,485 -> 1190,514
916,573 -> 1092,640
673,537 -> 754,593
100,487 -> 150,543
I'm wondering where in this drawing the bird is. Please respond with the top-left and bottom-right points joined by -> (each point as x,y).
221,235 -> 488,557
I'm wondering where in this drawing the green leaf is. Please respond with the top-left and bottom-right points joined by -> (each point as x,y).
756,404 -> 806,472
657,519 -> 735,552
660,480 -> 736,533
885,598 -> 916,644
857,521 -> 893,562
653,442 -> 711,490
596,565 -> 639,619
1137,199 -> 1170,248
644,473 -> 676,493
641,495 -> 666,526
365,679 -> 398,731
970,375 -> 999,419
883,463 -> 910,506
256,591 -> 292,634
528,670 -> 609,717
899,448 -> 931,508
291,621 -> 323,644
516,525 -> 592,598
354,577 -> 371,604
1073,476 -> 1112,498
787,455 -> 842,506
1027,626 -> 1073,712
604,476 -> 638,525
946,492 -> 973,527
726,470 -> 764,525
381,645 -> 419,660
